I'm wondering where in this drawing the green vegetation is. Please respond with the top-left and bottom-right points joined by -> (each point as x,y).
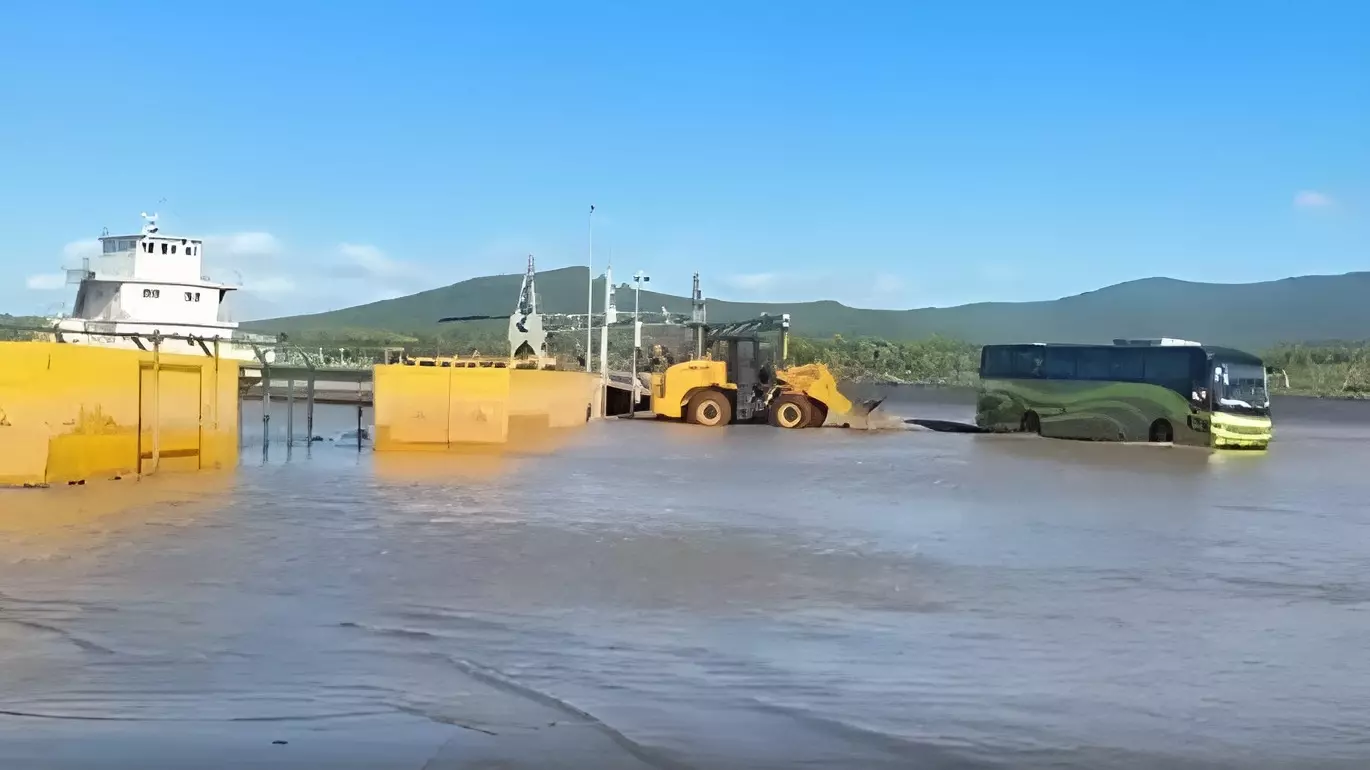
265,323 -> 1370,399
232,264 -> 1370,396
245,266 -> 1370,352
4,312 -> 1369,397
0,314 -> 50,341
1262,343 -> 1370,398
11,263 -> 1370,396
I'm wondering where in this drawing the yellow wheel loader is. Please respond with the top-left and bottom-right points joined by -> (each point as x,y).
648,314 -> 884,429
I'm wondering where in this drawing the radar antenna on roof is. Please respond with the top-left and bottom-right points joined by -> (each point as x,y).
140,212 -> 160,235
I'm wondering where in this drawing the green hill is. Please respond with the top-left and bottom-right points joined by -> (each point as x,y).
245,267 -> 1370,350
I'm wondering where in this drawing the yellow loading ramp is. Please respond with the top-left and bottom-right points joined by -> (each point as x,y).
0,340 -> 240,488
373,357 -> 602,451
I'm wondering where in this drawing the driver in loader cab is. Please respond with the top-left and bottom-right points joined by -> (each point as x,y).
648,344 -> 675,373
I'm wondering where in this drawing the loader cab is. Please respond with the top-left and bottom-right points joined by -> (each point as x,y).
651,314 -> 791,424
707,334 -> 764,422
714,335 -> 777,390
699,316 -> 789,422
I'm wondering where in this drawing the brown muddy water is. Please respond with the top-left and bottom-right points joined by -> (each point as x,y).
0,390 -> 1367,769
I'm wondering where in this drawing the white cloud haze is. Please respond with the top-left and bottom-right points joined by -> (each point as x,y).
25,273 -> 66,291
1293,190 -> 1335,209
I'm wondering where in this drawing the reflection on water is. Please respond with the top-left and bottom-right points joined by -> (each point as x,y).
0,471 -> 234,548
1,396 -> 1368,769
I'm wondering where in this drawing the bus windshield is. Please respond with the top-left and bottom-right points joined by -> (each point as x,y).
1214,361 -> 1269,416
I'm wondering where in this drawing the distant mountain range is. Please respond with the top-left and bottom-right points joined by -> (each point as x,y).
245,267 -> 1370,350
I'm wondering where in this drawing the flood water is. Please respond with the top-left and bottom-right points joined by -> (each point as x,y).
1,391 -> 1368,769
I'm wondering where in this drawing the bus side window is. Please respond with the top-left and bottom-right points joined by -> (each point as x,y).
1044,347 -> 1077,379
1012,346 -> 1044,378
1110,348 -> 1145,381
1144,347 -> 1194,394
981,346 -> 1013,377
1077,348 -> 1111,379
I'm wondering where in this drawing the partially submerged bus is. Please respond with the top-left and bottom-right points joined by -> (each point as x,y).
975,338 -> 1272,449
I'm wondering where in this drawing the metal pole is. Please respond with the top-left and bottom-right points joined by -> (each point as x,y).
237,379 -> 244,448
631,276 -> 641,417
586,204 -> 594,372
212,338 -> 220,446
357,402 -> 363,450
600,263 -> 612,379
151,332 -> 161,475
262,362 -> 271,448
287,377 -> 296,451
306,374 -> 316,447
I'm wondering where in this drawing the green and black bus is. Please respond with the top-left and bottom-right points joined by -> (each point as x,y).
975,338 -> 1272,449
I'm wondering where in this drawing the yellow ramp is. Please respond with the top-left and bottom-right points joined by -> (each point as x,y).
373,363 -> 513,450
0,344 -> 68,486
0,342 -> 239,488
373,363 -> 604,451
373,365 -> 452,450
508,369 -> 599,428
139,365 -> 203,475
448,367 -> 512,445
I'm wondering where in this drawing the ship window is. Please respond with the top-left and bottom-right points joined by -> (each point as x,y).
149,289 -> 160,298
184,292 -> 192,301
171,244 -> 177,254
194,292 -> 201,301
161,243 -> 168,254
143,289 -> 153,298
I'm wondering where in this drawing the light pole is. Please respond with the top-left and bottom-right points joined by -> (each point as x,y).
600,264 -> 614,379
631,270 -> 649,416
586,205 -> 595,372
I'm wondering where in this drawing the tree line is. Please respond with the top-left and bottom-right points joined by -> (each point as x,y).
4,314 -> 1369,397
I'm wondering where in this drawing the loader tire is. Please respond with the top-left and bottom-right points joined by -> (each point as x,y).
769,394 -> 813,429
687,390 -> 732,427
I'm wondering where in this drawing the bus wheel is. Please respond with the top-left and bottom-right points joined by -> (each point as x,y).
1021,411 -> 1042,435
1149,419 -> 1173,443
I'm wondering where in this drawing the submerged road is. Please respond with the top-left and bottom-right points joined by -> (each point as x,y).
0,391 -> 1367,769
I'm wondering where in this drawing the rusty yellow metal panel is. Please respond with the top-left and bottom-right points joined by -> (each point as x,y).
509,370 -> 599,428
447,366 -> 511,445
0,343 -> 61,486
373,364 -> 454,450
139,365 -> 203,475
375,363 -> 599,450
42,344 -> 141,485
0,342 -> 239,487
200,356 -> 240,471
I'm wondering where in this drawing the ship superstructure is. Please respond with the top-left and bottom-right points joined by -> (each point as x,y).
53,213 -> 275,362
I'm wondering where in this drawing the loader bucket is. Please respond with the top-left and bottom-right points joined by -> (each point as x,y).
776,364 -> 888,429
831,397 -> 887,430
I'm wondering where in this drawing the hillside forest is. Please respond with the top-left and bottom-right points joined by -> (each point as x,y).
5,313 -> 1369,398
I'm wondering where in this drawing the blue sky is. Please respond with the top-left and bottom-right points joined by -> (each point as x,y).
2,0 -> 1365,320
